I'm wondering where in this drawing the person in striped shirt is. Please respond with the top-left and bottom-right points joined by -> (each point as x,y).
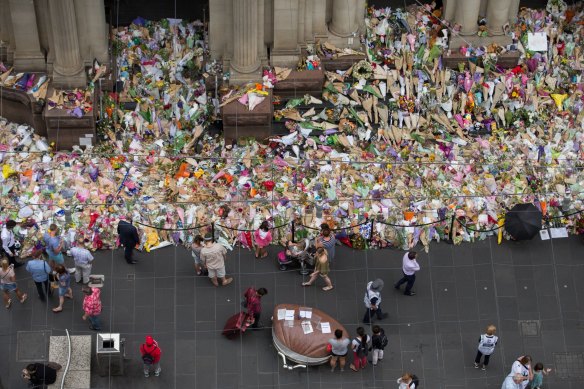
315,224 -> 336,263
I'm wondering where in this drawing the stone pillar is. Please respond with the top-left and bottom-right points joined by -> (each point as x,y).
49,0 -> 86,87
34,0 -> 51,56
486,0 -> 510,36
312,0 -> 328,38
508,0 -> 520,24
442,0 -> 457,22
479,0 -> 488,18
230,0 -> 261,82
0,0 -> 15,63
329,0 -> 359,38
74,0 -> 109,66
9,0 -> 45,71
304,0 -> 313,43
209,0 -> 232,61
455,0 -> 481,36
271,0 -> 300,67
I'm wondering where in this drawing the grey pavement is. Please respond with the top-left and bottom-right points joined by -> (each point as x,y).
1,235 -> 583,388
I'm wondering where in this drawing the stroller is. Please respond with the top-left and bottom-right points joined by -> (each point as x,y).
276,239 -> 316,275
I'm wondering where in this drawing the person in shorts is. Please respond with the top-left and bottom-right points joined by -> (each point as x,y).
52,265 -> 72,313
43,224 -> 65,268
1,259 -> 27,309
328,329 -> 350,372
200,233 -> 233,287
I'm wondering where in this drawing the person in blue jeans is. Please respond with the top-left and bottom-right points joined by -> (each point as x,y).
25,250 -> 52,301
52,265 -> 72,313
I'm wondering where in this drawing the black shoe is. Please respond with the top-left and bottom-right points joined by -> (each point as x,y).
127,260 -> 137,264
13,262 -> 24,268
378,313 -> 389,320
404,292 -> 416,296
394,285 -> 400,290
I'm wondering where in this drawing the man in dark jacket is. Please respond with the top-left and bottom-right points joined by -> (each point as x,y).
117,214 -> 140,264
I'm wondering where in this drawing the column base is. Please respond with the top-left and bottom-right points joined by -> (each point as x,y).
270,48 -> 301,68
52,69 -> 87,89
325,34 -> 362,50
13,52 -> 46,72
229,67 -> 262,85
449,34 -> 512,50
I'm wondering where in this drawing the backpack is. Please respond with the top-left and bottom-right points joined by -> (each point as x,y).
142,346 -> 157,365
355,337 -> 369,357
379,331 -> 389,349
411,374 -> 420,388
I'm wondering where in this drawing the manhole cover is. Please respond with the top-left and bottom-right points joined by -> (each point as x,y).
554,352 -> 584,379
518,320 -> 540,337
16,331 -> 50,362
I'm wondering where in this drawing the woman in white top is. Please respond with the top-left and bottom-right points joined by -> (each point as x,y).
510,355 -> 533,389
397,372 -> 416,389
349,327 -> 371,372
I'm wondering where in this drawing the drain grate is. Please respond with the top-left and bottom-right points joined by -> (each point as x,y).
17,331 -> 50,362
518,320 -> 540,337
127,273 -> 135,280
554,352 -> 584,379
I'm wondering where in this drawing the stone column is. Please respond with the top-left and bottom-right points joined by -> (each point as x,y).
479,0 -> 488,18
312,0 -> 328,38
329,0 -> 359,38
304,0 -> 313,43
49,0 -> 86,87
455,0 -> 481,36
271,0 -> 300,67
0,0 -> 15,63
74,0 -> 109,65
442,0 -> 457,22
209,0 -> 232,61
486,0 -> 510,36
230,0 -> 261,82
508,0 -> 520,24
9,0 -> 45,71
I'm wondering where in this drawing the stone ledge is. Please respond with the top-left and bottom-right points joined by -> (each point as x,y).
48,335 -> 91,389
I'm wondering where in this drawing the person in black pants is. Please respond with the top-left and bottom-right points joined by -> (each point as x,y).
2,220 -> 23,267
394,251 -> 420,296
25,250 -> 53,301
117,214 -> 140,264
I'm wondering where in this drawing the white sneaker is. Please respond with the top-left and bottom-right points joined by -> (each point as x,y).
67,268 -> 76,274
154,368 -> 161,377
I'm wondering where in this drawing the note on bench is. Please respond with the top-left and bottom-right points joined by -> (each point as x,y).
285,310 -> 295,321
320,322 -> 331,334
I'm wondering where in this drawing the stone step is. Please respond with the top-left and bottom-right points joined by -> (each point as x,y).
48,335 -> 91,389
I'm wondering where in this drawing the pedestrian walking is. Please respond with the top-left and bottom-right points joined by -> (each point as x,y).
191,235 -> 204,275
394,251 -> 420,296
474,324 -> 498,370
82,286 -> 102,330
253,221 -> 272,259
70,238 -> 94,284
1,259 -> 27,309
328,329 -> 350,372
501,373 -> 525,389
140,335 -> 161,377
529,362 -> 552,389
371,325 -> 388,366
243,286 -> 268,328
397,373 -> 418,388
363,278 -> 387,324
43,224 -> 65,269
301,247 -> 334,291
117,214 -> 140,264
315,223 -> 336,263
25,250 -> 52,301
2,220 -> 23,267
349,326 -> 371,372
21,362 -> 62,387
200,233 -> 233,287
510,355 -> 533,389
52,265 -> 72,313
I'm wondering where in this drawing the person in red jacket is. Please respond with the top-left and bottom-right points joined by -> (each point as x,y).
244,287 -> 268,328
140,335 -> 161,377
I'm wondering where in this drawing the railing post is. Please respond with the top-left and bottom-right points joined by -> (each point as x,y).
291,220 -> 295,243
211,223 -> 215,242
367,217 -> 374,244
448,214 -> 456,242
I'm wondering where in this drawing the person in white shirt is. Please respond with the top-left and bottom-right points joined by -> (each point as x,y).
474,324 -> 498,370
396,372 -> 417,389
501,373 -> 526,389
1,220 -> 22,267
394,251 -> 420,296
510,355 -> 533,389
70,238 -> 94,284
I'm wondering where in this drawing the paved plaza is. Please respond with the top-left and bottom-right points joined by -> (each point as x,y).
1,236 -> 583,388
